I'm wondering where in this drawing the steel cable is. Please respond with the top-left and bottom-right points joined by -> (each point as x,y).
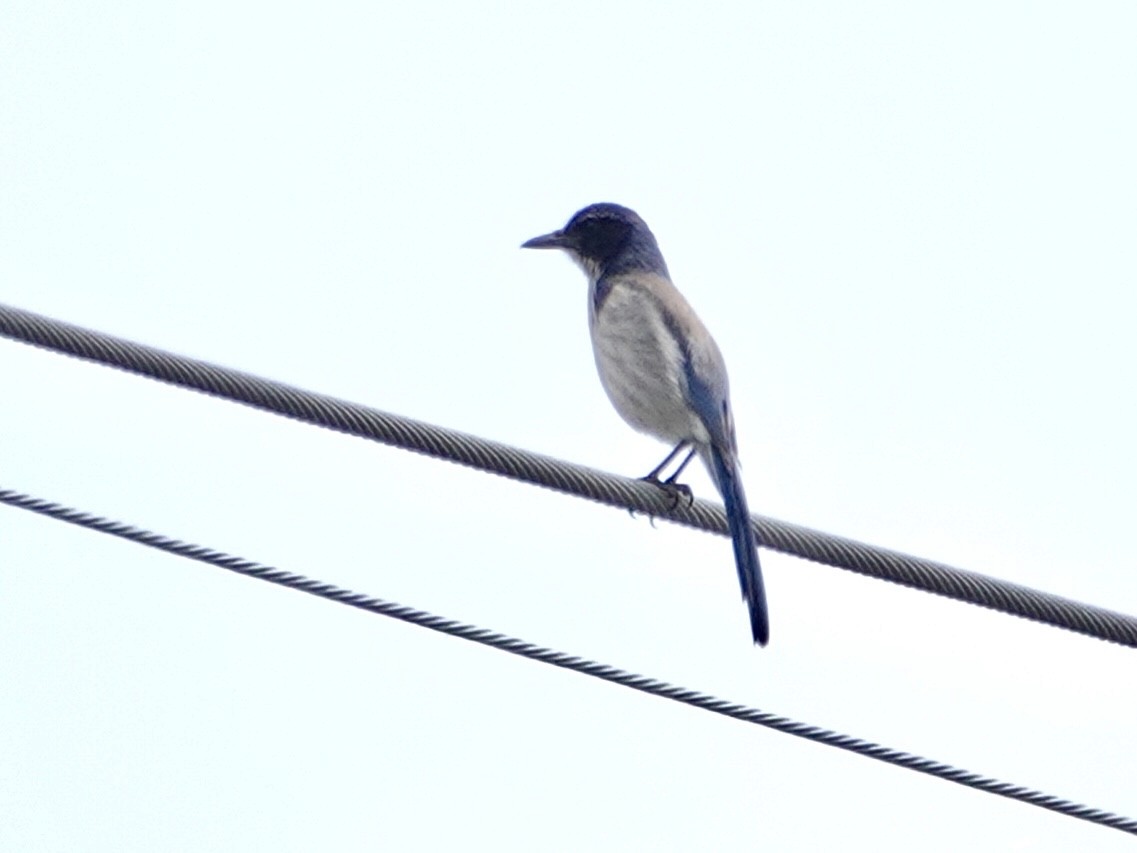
2,301 -> 1136,647
1,485 -> 1134,838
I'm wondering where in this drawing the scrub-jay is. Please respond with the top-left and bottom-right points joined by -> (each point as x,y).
522,203 -> 769,646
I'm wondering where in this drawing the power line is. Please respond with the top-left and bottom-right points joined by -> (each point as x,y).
2,301 -> 1136,648
1,484 -> 1134,838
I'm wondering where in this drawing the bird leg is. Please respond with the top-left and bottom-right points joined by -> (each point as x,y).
639,442 -> 696,510
642,441 -> 690,481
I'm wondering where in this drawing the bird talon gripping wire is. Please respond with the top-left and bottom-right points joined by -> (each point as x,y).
640,475 -> 695,513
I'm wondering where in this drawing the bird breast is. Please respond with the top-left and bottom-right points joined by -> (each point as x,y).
588,276 -> 711,446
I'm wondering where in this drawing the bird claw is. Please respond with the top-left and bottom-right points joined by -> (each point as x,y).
666,482 -> 695,510
627,506 -> 661,528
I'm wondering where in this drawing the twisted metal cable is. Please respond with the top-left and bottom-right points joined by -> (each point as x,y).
1,485 -> 1134,838
2,301 -> 1136,648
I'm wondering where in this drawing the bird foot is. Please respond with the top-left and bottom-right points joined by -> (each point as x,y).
640,475 -> 695,512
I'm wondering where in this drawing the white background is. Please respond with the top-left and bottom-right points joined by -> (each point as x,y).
2,2 -> 1136,850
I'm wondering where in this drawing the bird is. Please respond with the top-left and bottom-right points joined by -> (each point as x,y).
522,203 -> 769,646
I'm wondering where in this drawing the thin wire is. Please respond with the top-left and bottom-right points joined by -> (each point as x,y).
1,485 -> 1134,838
2,301 -> 1136,648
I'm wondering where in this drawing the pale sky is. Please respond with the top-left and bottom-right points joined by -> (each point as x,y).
2,2 -> 1136,851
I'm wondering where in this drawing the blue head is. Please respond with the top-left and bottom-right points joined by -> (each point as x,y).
522,203 -> 669,281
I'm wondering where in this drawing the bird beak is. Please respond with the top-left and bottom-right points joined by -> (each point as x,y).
521,229 -> 567,250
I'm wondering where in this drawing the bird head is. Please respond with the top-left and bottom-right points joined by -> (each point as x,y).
522,203 -> 666,281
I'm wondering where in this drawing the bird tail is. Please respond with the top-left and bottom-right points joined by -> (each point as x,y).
706,444 -> 769,646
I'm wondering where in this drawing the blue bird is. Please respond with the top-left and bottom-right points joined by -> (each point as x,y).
522,203 -> 769,646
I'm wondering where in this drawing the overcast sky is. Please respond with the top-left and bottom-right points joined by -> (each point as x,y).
3,2 -> 1136,850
